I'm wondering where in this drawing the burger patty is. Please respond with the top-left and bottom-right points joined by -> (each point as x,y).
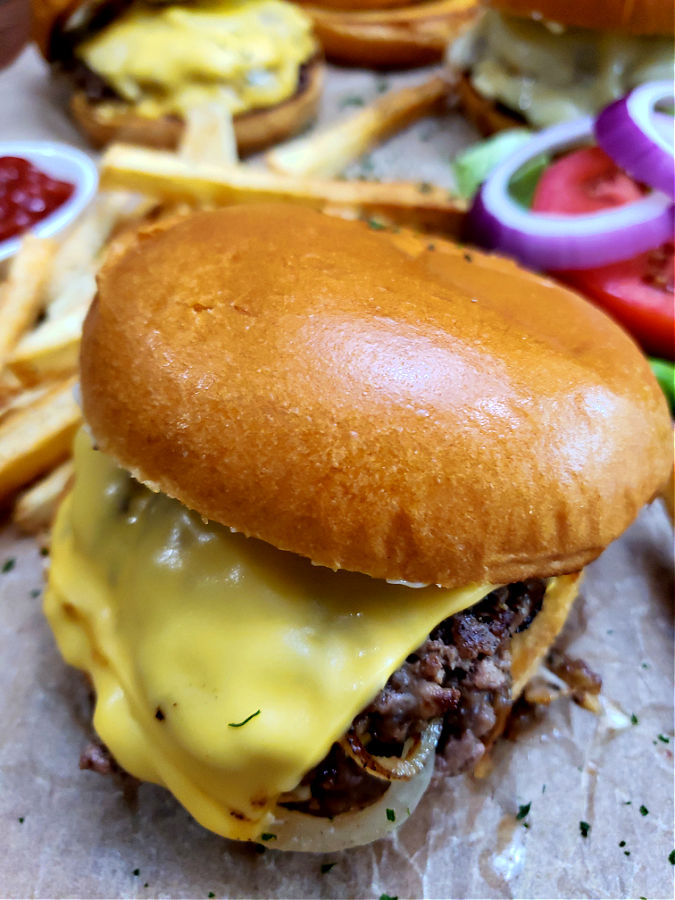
282,579 -> 547,817
82,579 -> 547,818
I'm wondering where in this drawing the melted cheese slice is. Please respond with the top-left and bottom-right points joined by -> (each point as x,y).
45,431 -> 494,841
77,0 -> 317,119
449,10 -> 674,128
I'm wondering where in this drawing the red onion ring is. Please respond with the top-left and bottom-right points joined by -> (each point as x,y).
595,82 -> 674,200
466,115 -> 674,271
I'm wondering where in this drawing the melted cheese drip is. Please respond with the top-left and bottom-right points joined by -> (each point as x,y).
76,0 -> 316,119
45,431 -> 494,841
449,10 -> 674,128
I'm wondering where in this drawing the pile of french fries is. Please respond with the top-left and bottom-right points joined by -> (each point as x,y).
0,74 -> 466,534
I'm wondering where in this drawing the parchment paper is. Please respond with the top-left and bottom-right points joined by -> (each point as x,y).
0,47 -> 674,900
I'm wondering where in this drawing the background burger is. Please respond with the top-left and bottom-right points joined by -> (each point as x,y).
44,204 -> 671,850
447,0 -> 674,132
294,0 -> 479,68
31,0 -> 324,152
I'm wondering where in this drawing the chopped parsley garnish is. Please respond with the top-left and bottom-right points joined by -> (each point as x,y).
254,843 -> 266,855
367,219 -> 387,231
630,713 -> 639,726
579,821 -> 591,838
463,252 -> 474,263
2,558 -> 16,573
619,840 -> 626,847
624,850 -> 631,857
30,588 -> 40,598
320,862 -> 336,874
133,869 -> 140,876
624,801 -> 632,805
417,182 -> 433,194
228,709 -> 260,728
639,805 -> 649,816
260,833 -> 277,841
516,802 -> 531,821
208,892 -> 215,897
18,817 -> 24,823
669,850 -> 675,864
386,808 -> 396,822
39,546 -> 49,557
375,77 -> 389,94
379,895 -> 398,900
427,243 -> 436,251
341,95 -> 364,108
658,734 -> 670,743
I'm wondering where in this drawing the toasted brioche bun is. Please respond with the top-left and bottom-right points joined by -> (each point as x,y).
67,58 -> 323,154
31,0 -> 323,153
486,0 -> 673,35
298,0 -> 479,67
80,205 -> 671,589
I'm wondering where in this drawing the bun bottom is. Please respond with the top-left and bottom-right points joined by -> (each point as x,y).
453,71 -> 523,135
304,1 -> 478,68
270,572 -> 581,851
68,58 -> 324,153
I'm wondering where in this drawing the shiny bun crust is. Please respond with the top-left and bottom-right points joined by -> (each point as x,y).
80,205 -> 671,588
486,0 -> 673,34
298,0 -> 479,67
67,59 -> 323,154
453,71 -> 520,135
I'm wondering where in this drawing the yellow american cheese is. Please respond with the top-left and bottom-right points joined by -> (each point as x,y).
449,10 -> 674,128
45,431 -> 494,841
76,0 -> 317,119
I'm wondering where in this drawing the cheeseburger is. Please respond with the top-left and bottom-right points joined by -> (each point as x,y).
447,0 -> 674,132
31,0 -> 323,152
294,0 -> 479,68
44,204 -> 671,850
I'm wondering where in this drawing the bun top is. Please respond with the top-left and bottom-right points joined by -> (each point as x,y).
486,0 -> 673,35
80,204 -> 671,588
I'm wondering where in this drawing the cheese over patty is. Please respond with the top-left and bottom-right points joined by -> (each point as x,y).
45,431 -> 496,841
449,9 -> 674,128
76,0 -> 317,119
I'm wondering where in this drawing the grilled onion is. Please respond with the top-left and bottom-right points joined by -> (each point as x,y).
340,718 -> 443,782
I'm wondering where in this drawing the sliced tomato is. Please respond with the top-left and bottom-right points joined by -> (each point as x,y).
533,146 -> 674,360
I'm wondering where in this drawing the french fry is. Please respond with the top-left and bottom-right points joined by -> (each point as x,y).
44,192 -> 138,306
267,76 -> 449,177
0,383 -> 52,425
7,306 -> 87,387
180,103 -> 239,167
13,459 -> 74,534
45,267 -> 97,320
0,235 -> 57,365
101,144 -> 467,234
0,376 -> 81,502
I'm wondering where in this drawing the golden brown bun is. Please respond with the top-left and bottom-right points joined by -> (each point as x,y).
80,205 -> 671,588
299,0 -> 479,67
486,0 -> 673,35
67,59 -> 323,154
453,71 -> 521,135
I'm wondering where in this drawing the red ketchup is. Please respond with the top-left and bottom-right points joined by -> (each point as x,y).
0,156 -> 75,243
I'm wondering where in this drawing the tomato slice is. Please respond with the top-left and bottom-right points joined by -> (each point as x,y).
533,147 -> 674,360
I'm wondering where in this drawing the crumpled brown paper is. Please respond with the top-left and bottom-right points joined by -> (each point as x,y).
0,47 -> 673,900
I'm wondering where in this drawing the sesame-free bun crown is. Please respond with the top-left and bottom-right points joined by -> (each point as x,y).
80,205 -> 671,588
486,0 -> 673,35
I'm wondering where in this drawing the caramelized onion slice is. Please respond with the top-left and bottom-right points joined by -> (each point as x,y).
340,718 -> 443,782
